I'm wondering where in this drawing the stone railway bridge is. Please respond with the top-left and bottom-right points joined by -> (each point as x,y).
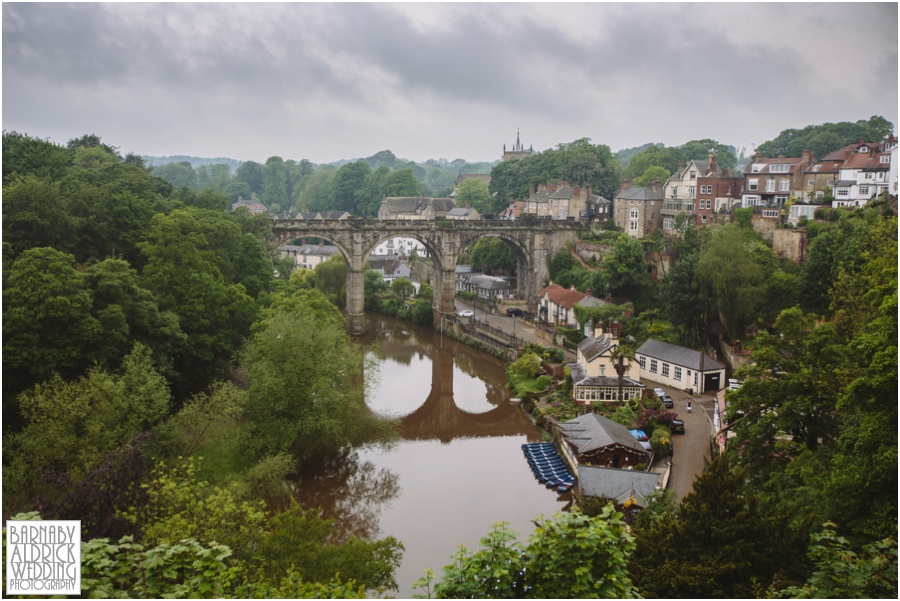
271,219 -> 584,335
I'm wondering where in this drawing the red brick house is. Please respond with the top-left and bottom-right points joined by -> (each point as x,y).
695,154 -> 744,225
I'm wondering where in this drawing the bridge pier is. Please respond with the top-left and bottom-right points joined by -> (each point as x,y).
346,268 -> 366,336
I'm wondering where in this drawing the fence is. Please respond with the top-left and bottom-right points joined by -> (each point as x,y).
472,318 -> 524,348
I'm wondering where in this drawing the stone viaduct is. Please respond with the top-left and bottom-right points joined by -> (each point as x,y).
271,219 -> 584,335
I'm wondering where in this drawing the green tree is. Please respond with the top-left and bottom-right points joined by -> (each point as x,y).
680,139 -> 738,170
601,235 -> 650,299
195,163 -> 234,192
697,224 -> 766,339
2,248 -> 102,399
416,507 -> 637,599
383,169 -> 420,197
659,253 -> 711,346
3,344 -> 170,513
152,161 -> 197,189
235,160 -> 265,196
608,344 -> 636,402
314,253 -> 347,308
454,178 -> 492,214
2,175 -> 78,258
391,277 -> 415,299
410,298 -> 434,326
297,165 -> 336,211
629,453 -> 810,598
356,165 -> 392,217
330,161 -> 372,214
138,210 -> 257,395
507,352 -> 541,379
240,299 -> 396,460
633,165 -> 671,187
2,130 -> 71,184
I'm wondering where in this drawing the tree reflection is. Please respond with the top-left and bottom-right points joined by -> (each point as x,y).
288,447 -> 400,543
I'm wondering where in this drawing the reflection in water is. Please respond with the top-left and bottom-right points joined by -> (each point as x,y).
295,315 -> 567,597
288,448 -> 400,543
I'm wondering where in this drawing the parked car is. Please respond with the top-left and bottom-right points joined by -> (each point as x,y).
653,388 -> 666,398
457,309 -> 474,318
506,308 -> 524,317
662,396 -> 674,409
670,419 -> 685,434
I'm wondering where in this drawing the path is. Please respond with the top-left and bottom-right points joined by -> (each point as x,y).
661,384 -> 715,500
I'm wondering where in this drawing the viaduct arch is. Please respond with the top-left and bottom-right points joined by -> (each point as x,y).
271,219 -> 584,335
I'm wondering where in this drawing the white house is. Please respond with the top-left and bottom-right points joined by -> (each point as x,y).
635,339 -> 725,394
538,283 -> 604,327
831,144 -> 892,208
371,237 -> 428,258
568,330 -> 644,405
366,256 -> 411,283
279,244 -> 341,270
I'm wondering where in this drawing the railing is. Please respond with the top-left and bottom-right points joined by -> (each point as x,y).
473,317 -> 524,348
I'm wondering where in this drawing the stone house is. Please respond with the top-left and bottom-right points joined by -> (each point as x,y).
568,329 -> 644,405
612,177 -> 665,238
366,255 -> 411,283
741,152 -> 813,208
662,158 -> 724,231
635,338 -> 726,393
231,196 -> 268,214
522,181 -> 594,220
295,210 -> 351,220
446,207 -> 482,220
377,197 -> 455,220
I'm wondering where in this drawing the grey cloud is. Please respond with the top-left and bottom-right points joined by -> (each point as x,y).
2,3 -> 897,162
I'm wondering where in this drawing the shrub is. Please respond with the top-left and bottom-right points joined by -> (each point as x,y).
649,427 -> 671,457
457,290 -> 476,301
535,375 -> 551,391
508,352 -> 541,379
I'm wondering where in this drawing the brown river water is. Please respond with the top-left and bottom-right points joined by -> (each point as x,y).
290,314 -> 570,597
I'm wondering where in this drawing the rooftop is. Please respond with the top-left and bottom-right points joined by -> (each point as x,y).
635,339 -> 725,371
557,412 -> 649,456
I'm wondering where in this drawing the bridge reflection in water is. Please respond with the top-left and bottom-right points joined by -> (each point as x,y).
365,318 -> 538,444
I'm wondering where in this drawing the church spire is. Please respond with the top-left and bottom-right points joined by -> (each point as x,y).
516,128 -> 521,151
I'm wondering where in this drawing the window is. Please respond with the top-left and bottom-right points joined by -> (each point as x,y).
808,179 -> 815,186
751,164 -> 761,173
880,155 -> 891,163
701,214 -> 708,223
827,179 -> 834,186
767,178 -> 776,192
748,179 -> 758,191
726,185 -> 732,195
763,209 -> 780,218
836,188 -> 849,196
649,359 -> 658,373
859,186 -> 870,195
816,191 -> 824,199
770,164 -> 790,173
663,217 -> 674,229
674,366 -> 682,380
630,221 -> 638,231
671,186 -> 678,197
630,209 -> 639,219
779,179 -> 790,191
690,171 -> 696,179
616,220 -> 621,226
661,363 -> 670,377
685,203 -> 694,212
639,356 -> 646,369
865,172 -> 874,180
689,186 -> 696,198
858,146 -> 868,153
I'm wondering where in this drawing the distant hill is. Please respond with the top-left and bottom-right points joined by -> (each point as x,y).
142,155 -> 244,173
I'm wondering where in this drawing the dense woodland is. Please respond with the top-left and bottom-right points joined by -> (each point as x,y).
2,125 -> 897,598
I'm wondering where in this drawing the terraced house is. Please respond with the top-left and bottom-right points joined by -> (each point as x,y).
612,177 -> 665,238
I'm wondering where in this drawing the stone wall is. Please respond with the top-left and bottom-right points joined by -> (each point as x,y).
575,240 -> 610,263
772,229 -> 808,264
411,259 -> 435,285
750,215 -> 779,244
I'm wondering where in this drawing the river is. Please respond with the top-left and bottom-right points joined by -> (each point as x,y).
290,314 -> 570,597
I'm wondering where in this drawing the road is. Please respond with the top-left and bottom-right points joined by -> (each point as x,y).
451,298 -> 547,348
663,385 -> 715,500
448,298 -> 710,498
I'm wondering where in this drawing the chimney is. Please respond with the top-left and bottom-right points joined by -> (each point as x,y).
722,168 -> 729,177
708,154 -> 717,175
649,178 -> 660,192
573,185 -> 581,198
548,183 -> 557,192
754,152 -> 763,161
801,149 -> 811,167
844,149 -> 852,162
630,175 -> 637,187
529,185 -> 535,197
586,183 -> 593,197
678,160 -> 685,171
466,199 -> 470,209
621,177 -> 630,191
559,180 -> 569,188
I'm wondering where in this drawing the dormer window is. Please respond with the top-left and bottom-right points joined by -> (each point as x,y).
751,164 -> 761,173
859,146 -> 868,153
881,155 -> 891,163
770,164 -> 790,173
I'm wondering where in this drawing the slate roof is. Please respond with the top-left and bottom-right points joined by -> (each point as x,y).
568,362 -> 644,389
447,207 -> 479,218
614,185 -> 665,201
558,413 -> 650,455
548,187 -> 575,200
524,189 -> 551,204
591,195 -> 611,206
578,466 -> 662,505
577,335 -> 614,362
636,339 -> 725,371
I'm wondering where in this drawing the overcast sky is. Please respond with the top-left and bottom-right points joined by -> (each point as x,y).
3,3 -> 897,164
